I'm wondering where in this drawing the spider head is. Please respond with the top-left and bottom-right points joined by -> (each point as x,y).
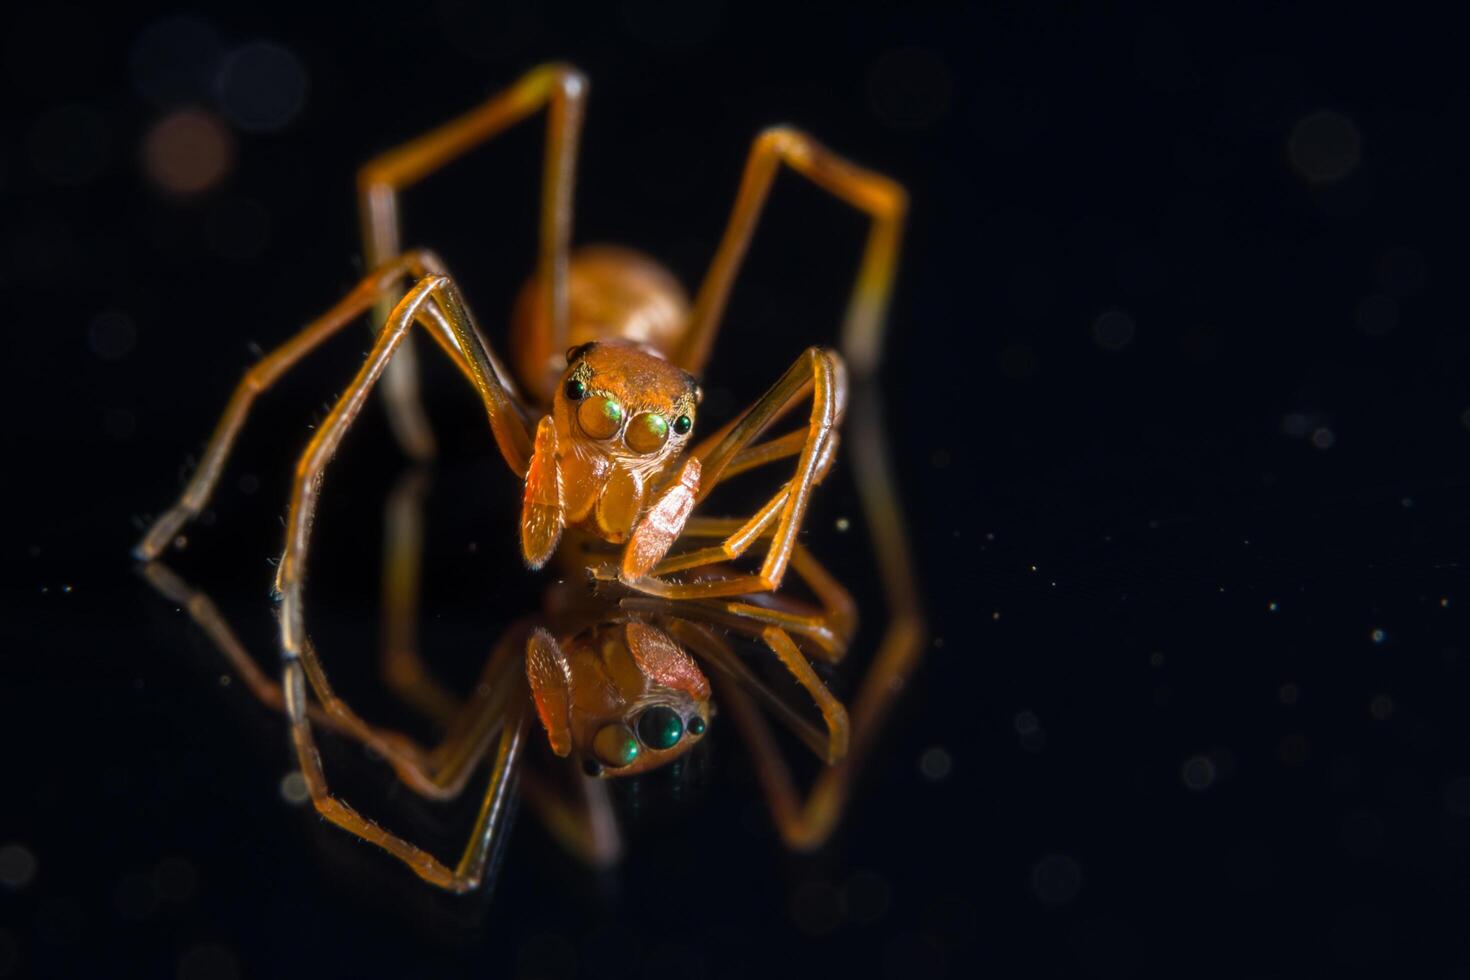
554,340 -> 699,470
526,621 -> 711,778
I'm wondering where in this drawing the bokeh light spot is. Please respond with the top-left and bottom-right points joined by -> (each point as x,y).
178,944 -> 240,980
919,746 -> 952,781
216,41 -> 308,133
88,311 -> 136,360
1092,309 -> 1136,351
1182,754 -> 1217,790
1355,293 -> 1398,337
0,845 -> 37,890
1288,110 -> 1362,183
143,109 -> 234,197
278,771 -> 308,805
1030,853 -> 1083,906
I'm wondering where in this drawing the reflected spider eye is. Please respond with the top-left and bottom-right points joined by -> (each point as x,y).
636,705 -> 684,750
564,378 -> 587,401
625,413 -> 669,454
673,415 -> 692,435
592,722 -> 640,768
577,396 -> 624,439
687,715 -> 706,736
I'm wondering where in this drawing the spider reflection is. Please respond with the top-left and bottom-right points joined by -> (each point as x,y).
139,384 -> 922,894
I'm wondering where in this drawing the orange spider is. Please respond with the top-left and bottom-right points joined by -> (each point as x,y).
134,65 -> 916,887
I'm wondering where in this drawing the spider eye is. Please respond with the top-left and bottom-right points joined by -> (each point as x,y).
577,396 -> 624,439
582,757 -> 604,777
564,378 -> 587,401
687,715 -> 706,736
592,722 -> 640,768
673,415 -> 692,435
625,413 -> 669,454
636,705 -> 684,750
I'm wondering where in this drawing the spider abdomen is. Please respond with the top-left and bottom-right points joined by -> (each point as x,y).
511,244 -> 690,403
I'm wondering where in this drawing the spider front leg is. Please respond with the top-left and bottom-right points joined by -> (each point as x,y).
614,345 -> 846,599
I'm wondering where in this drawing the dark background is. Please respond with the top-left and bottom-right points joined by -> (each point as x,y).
5,2 -> 1470,977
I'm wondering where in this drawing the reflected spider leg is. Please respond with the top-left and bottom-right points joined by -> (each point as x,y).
620,536 -> 855,763
133,251 -> 485,563
138,561 -> 344,735
140,555 -> 533,891
380,467 -> 460,727
677,126 -> 907,379
675,386 -> 926,851
142,554 -> 514,803
358,63 -> 587,456
144,474 -> 620,876
284,658 -> 526,893
628,525 -> 856,661
610,346 -> 844,597
378,465 -> 623,866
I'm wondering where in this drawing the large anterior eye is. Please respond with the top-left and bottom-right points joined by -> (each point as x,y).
636,705 -> 684,750
625,413 -> 669,454
592,722 -> 640,768
577,396 -> 624,439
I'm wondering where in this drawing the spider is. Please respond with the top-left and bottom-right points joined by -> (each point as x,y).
135,62 -> 904,721
142,409 -> 921,893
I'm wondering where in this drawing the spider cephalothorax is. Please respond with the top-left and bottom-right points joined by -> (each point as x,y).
526,619 -> 711,778
521,339 -> 706,574
555,342 -> 698,527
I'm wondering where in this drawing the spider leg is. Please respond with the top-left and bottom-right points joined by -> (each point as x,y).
284,659 -> 526,893
380,466 -> 461,727
628,528 -> 856,662
359,63 -> 587,455
613,346 -> 846,599
664,613 -> 846,763
376,462 -> 624,866
696,387 -> 926,851
276,272 -> 533,663
676,126 -> 906,378
138,558 -> 517,803
133,251 -> 507,562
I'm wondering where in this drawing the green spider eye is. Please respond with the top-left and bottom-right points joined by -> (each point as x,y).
564,378 -> 587,401
673,414 -> 692,435
578,396 -> 624,439
637,706 -> 684,750
626,412 -> 669,454
592,722 -> 640,768
687,715 -> 706,736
